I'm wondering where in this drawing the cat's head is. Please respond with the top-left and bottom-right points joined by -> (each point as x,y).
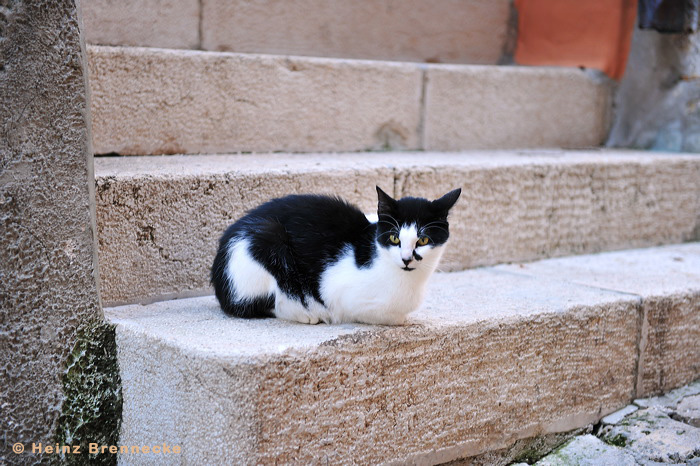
374,186 -> 461,272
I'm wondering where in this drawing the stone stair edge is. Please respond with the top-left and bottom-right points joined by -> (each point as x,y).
87,44 -> 612,155
104,243 -> 700,367
94,151 -> 700,305
108,299 -> 646,370
82,0 -> 511,64
87,44 -> 432,70
86,43 -> 609,77
93,149 -> 700,178
105,242 -> 700,355
107,243 -> 700,464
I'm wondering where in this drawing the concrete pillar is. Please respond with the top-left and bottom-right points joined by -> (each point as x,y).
0,1 -> 108,464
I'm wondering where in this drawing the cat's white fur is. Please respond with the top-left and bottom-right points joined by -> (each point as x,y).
226,239 -> 274,298
225,223 -> 444,325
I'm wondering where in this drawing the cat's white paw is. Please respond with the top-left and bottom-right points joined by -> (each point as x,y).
307,315 -> 321,325
292,313 -> 322,325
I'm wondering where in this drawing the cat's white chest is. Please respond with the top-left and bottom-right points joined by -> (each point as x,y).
318,245 -> 439,325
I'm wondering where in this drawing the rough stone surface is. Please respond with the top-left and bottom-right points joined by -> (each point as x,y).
94,151 -> 700,305
87,46 -> 423,155
635,379 -> 700,409
395,151 -> 700,272
675,394 -> 700,427
108,267 -> 641,464
497,244 -> 700,397
535,379 -> 700,465
94,153 -> 394,305
201,0 -> 510,64
87,46 -> 613,156
608,27 -> 700,152
424,66 -> 612,150
447,427 -> 591,465
535,434 -> 637,465
599,407 -> 700,463
81,0 -> 199,49
0,1 -> 102,464
601,405 -> 639,425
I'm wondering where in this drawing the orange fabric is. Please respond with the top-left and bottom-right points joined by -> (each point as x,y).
514,0 -> 638,80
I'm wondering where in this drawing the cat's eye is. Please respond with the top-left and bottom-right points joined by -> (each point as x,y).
389,234 -> 400,244
417,236 -> 430,246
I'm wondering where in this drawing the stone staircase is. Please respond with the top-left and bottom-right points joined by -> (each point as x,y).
108,244 -> 700,464
82,1 -> 700,463
95,151 -> 700,306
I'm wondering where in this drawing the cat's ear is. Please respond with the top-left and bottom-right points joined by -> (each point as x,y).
376,186 -> 397,216
431,188 -> 461,215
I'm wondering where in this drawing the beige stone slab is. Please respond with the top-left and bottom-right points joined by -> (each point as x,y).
87,46 -> 422,155
95,154 -> 395,305
94,151 -> 700,305
535,435 -> 637,466
201,0 -> 510,65
395,151 -> 700,271
599,407 -> 700,463
424,66 -> 612,150
676,394 -> 700,427
81,0 -> 199,49
107,267 -> 640,464
497,244 -> 700,397
635,379 -> 700,409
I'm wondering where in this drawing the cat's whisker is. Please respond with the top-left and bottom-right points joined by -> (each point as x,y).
376,220 -> 399,229
421,221 -> 449,231
379,214 -> 401,230
421,225 -> 449,235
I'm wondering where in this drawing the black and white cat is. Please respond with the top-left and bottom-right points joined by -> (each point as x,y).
211,186 -> 460,325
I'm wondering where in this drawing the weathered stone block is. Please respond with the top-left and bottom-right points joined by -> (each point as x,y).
95,151 -> 700,305
82,0 -> 199,49
599,407 -> 700,463
424,66 -> 612,150
396,152 -> 700,271
0,1 -> 102,464
95,154 -> 395,304
497,244 -> 700,397
535,435 -> 637,465
88,46 -> 423,155
640,293 -> 700,396
201,0 -> 510,64
676,394 -> 700,427
108,268 -> 640,464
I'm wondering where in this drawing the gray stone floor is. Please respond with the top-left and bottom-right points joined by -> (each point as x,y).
522,380 -> 700,465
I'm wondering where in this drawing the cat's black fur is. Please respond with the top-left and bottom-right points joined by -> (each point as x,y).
211,186 -> 461,319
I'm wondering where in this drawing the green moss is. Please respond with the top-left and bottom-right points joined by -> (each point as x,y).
528,440 -> 574,465
604,434 -> 627,448
512,447 -> 543,463
511,436 -> 574,464
53,321 -> 122,465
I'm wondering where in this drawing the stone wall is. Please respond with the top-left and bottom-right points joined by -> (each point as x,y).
0,1 -> 103,464
608,26 -> 700,151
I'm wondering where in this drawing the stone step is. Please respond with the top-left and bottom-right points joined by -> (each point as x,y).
82,0 -> 511,65
94,150 -> 700,306
535,380 -> 700,465
105,243 -> 700,464
87,45 -> 611,156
